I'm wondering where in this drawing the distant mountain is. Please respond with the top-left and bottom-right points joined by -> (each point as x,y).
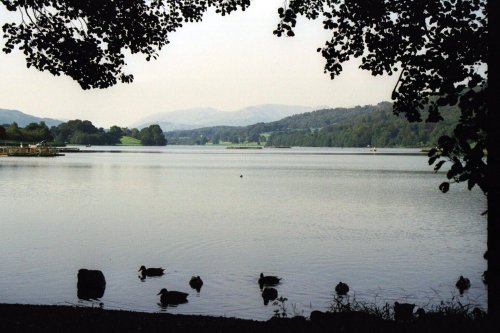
130,104 -> 324,131
0,108 -> 63,127
165,101 -> 460,148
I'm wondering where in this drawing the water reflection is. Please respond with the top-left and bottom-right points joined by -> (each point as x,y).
262,287 -> 278,305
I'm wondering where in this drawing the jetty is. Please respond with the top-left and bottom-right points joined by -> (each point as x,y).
226,146 -> 263,149
0,146 -> 64,157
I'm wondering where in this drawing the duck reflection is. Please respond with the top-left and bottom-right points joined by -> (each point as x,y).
261,287 -> 278,305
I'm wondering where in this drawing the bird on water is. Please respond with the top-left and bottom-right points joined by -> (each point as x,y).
139,266 -> 165,278
456,276 -> 471,294
335,281 -> 349,295
258,273 -> 281,288
157,288 -> 188,306
189,276 -> 203,292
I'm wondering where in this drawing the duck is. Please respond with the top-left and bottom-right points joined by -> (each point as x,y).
258,273 -> 281,288
335,281 -> 349,295
189,276 -> 203,292
157,288 -> 188,305
456,276 -> 471,293
261,287 -> 278,305
139,266 -> 165,278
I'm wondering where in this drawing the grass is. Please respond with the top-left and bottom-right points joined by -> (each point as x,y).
325,294 -> 486,321
118,136 -> 142,146
327,294 -> 394,320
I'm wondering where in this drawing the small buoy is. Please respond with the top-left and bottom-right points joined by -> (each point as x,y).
240,174 -> 243,178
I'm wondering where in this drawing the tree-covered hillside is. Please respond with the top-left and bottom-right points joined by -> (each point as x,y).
165,102 -> 459,148
1,120 -> 167,146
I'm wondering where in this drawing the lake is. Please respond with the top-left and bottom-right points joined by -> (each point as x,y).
0,146 -> 487,320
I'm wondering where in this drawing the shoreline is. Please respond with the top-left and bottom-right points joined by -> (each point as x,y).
0,303 -> 495,333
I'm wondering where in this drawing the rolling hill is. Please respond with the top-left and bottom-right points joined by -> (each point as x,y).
0,108 -> 63,127
130,104 -> 324,131
165,101 -> 459,148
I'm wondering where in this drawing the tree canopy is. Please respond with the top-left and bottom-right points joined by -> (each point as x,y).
274,0 -> 487,195
1,0 -> 250,89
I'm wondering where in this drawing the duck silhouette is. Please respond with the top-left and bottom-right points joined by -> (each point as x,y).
335,281 -> 349,295
456,276 -> 471,294
189,276 -> 203,292
157,288 -> 188,306
258,273 -> 281,289
139,266 -> 165,278
261,287 -> 278,305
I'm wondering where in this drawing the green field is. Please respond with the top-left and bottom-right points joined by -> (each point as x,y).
118,136 -> 142,146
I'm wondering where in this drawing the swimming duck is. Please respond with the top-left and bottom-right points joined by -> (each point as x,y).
261,287 -> 278,305
456,276 -> 471,293
157,288 -> 188,305
189,276 -> 203,292
335,282 -> 349,295
139,266 -> 165,278
258,273 -> 281,288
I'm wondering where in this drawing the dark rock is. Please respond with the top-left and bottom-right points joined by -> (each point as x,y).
394,302 -> 415,321
77,269 -> 106,300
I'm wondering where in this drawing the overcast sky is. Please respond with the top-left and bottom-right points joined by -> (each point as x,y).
0,0 -> 399,128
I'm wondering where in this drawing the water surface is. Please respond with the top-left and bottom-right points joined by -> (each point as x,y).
0,146 -> 487,320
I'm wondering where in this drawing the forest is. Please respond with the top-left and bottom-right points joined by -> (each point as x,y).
165,102 -> 459,148
0,120 -> 167,146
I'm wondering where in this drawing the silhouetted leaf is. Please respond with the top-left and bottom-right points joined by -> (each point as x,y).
434,160 -> 446,171
439,182 -> 450,193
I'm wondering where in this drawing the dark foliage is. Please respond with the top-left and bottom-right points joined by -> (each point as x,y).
274,0 -> 487,195
1,0 -> 250,89
1,121 -> 53,142
138,124 -> 167,146
50,119 -> 120,145
0,124 -> 6,139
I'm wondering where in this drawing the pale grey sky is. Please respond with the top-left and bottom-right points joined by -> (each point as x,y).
0,0 -> 399,128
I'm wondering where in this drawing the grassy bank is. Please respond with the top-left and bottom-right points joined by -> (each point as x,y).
118,136 -> 142,146
0,303 -> 495,333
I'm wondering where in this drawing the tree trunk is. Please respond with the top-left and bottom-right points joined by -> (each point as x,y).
487,1 -> 499,327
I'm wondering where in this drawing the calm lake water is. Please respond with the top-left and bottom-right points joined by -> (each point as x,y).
0,146 -> 487,320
